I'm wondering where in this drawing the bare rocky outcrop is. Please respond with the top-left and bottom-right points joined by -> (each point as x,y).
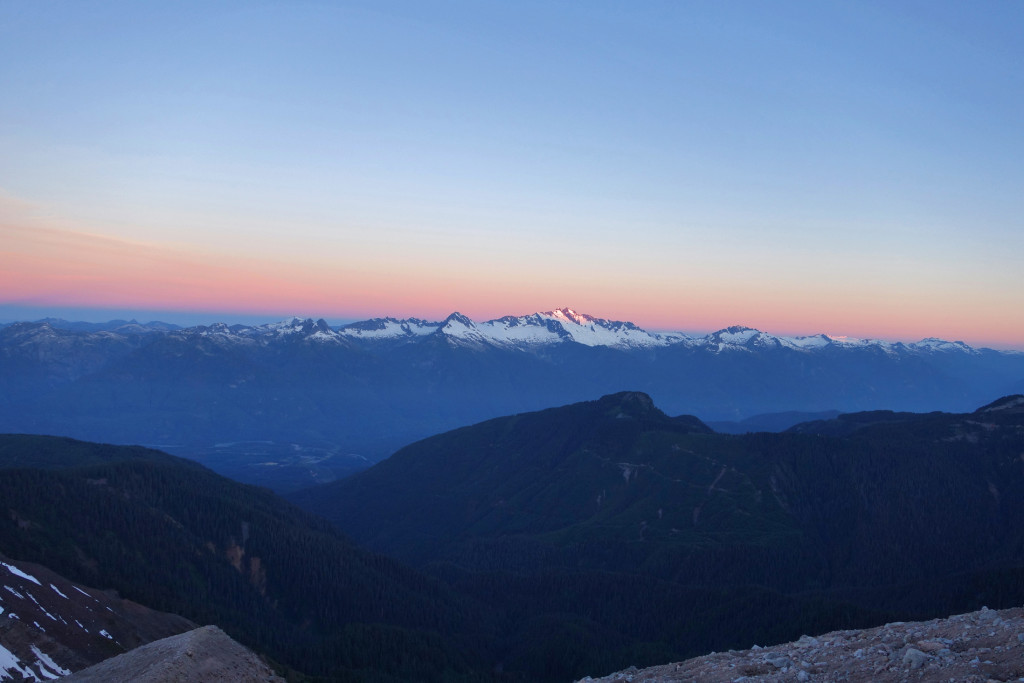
64,625 -> 284,682
578,606 -> 1024,682
1,556 -> 280,681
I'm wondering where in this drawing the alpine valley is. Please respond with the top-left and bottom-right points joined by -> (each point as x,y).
3,394 -> 1024,680
2,308 -> 1022,492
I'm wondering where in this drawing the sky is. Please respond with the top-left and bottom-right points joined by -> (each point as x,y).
2,1 -> 1022,347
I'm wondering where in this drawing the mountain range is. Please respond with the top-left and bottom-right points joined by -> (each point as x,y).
2,308 -> 1023,491
5,306 -> 1014,356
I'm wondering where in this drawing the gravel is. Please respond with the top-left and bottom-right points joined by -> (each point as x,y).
64,625 -> 284,682
578,606 -> 1024,683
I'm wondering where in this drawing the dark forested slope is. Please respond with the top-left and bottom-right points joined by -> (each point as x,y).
0,435 -> 497,682
291,393 -> 1024,680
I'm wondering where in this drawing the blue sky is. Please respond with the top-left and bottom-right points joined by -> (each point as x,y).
2,1 -> 1022,346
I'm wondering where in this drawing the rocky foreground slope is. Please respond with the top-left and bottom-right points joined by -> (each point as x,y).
64,625 -> 283,682
0,552 -> 194,679
1,551 -> 283,681
578,606 -> 1024,682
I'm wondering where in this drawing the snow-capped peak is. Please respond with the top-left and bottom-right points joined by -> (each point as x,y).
909,338 -> 979,354
340,317 -> 440,340
258,317 -> 335,338
436,312 -> 488,344
704,326 -> 771,350
186,318 -> 343,344
514,309 -> 685,348
785,334 -> 834,350
545,307 -> 593,327
191,322 -> 249,338
710,325 -> 760,341
441,312 -> 475,327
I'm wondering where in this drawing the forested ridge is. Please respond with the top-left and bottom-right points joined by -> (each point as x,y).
292,393 -> 1024,679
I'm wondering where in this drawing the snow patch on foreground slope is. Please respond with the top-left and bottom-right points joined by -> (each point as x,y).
0,554 -> 194,681
2,561 -> 41,586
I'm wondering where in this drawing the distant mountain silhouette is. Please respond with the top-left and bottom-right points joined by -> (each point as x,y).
2,313 -> 1022,492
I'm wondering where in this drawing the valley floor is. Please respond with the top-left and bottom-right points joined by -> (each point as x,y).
577,605 -> 1024,683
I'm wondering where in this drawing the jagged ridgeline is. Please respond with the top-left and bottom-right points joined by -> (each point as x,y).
3,312 -> 1024,494
0,435 -> 497,682
290,392 -> 1024,681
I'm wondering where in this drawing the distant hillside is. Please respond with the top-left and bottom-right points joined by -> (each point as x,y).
2,312 -> 1023,492
707,409 -> 842,434
291,392 -> 1024,681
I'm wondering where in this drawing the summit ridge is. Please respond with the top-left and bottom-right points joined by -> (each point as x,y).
6,309 -> 1003,353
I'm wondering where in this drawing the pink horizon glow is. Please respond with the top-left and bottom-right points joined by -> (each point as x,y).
4,4 -> 1023,352
3,214 -> 1022,351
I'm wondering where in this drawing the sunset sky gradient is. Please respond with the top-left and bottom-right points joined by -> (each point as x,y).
2,2 -> 1022,347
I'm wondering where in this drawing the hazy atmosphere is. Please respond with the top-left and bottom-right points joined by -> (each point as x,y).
2,1 -> 1022,347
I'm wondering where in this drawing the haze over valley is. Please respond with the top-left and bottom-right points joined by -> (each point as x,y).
3,308 -> 1023,492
